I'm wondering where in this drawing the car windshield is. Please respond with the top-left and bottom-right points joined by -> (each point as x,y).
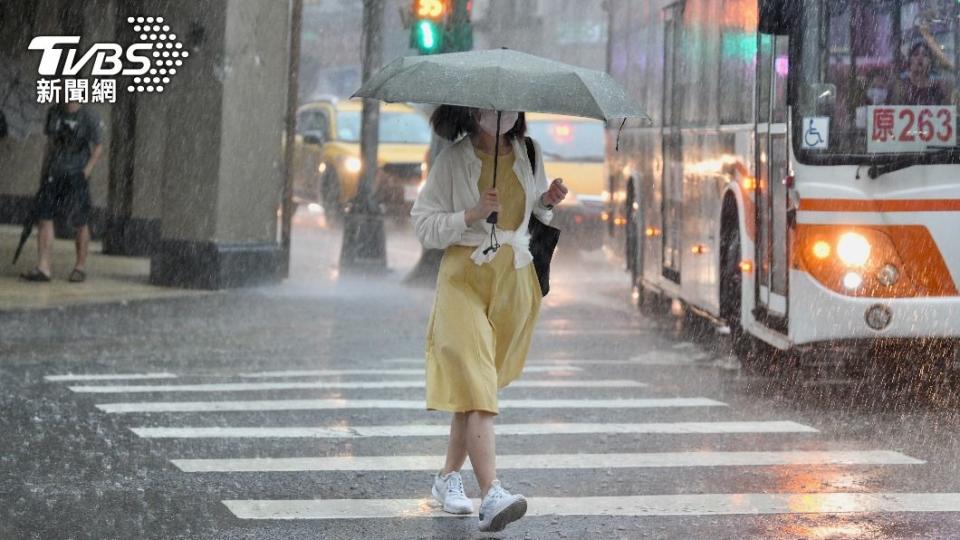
526,120 -> 605,162
796,0 -> 960,158
335,111 -> 431,144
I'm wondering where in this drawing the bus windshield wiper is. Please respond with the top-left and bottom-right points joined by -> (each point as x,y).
867,146 -> 960,179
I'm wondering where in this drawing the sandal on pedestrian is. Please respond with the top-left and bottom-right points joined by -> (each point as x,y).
20,268 -> 52,282
68,269 -> 86,283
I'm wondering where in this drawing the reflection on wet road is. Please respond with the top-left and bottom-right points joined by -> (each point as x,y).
4,219 -> 960,539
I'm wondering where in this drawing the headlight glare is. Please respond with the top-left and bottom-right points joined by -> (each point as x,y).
344,157 -> 362,174
837,232 -> 871,266
843,271 -> 863,290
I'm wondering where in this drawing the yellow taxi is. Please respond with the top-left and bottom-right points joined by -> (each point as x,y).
525,113 -> 606,250
293,98 -> 432,218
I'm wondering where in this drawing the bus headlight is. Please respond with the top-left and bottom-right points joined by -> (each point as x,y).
797,225 -> 915,298
837,232 -> 871,266
812,240 -> 831,259
344,157 -> 362,174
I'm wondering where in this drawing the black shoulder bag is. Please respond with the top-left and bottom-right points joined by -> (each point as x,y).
525,137 -> 561,297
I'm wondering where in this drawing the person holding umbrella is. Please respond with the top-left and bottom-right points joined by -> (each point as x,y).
19,100 -> 103,282
412,105 -> 566,532
355,48 -> 644,531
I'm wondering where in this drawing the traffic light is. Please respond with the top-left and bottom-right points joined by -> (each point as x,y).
409,0 -> 472,55
411,0 -> 448,54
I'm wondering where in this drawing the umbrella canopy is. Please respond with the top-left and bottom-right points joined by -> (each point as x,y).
352,49 -> 646,122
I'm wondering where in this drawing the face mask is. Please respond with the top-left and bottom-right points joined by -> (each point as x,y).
867,88 -> 887,104
477,109 -> 519,136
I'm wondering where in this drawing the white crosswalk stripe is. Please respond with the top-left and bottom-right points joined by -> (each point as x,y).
236,366 -> 580,378
67,379 -> 644,393
172,450 -> 923,472
43,372 -> 178,381
96,397 -> 725,414
130,421 -> 817,439
223,492 -> 960,520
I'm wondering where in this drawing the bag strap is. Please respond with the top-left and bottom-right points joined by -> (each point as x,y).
525,136 -> 553,211
524,136 -> 536,174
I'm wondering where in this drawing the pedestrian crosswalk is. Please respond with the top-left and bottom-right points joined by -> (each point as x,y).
129,420 -> 817,439
221,492 -> 960,520
172,450 -> 923,473
44,357 -> 960,533
96,397 -> 725,413
67,378 -> 644,393
43,372 -> 179,381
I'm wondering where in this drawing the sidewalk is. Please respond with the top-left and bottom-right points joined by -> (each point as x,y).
0,225 -> 206,312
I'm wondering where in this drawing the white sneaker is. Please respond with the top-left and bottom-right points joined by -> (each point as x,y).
478,480 -> 527,532
432,471 -> 473,514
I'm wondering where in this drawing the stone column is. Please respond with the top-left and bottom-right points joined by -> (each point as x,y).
149,0 -> 292,289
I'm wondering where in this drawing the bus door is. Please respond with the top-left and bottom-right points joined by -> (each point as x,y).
754,33 -> 791,331
661,2 -> 684,284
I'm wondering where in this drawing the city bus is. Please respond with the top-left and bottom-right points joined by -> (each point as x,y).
604,0 -> 960,367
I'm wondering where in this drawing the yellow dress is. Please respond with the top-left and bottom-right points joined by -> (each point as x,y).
424,146 -> 542,414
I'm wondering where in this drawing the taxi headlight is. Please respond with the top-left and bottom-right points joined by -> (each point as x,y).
837,232 -> 871,267
344,157 -> 362,174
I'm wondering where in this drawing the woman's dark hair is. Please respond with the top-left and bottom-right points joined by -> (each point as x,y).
430,105 -> 527,142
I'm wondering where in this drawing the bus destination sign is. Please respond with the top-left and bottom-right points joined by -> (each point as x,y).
867,105 -> 957,153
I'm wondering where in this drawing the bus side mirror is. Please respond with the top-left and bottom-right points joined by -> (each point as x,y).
759,0 -> 797,35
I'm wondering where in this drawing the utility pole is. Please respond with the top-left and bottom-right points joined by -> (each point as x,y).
340,0 -> 388,272
280,0 -> 304,277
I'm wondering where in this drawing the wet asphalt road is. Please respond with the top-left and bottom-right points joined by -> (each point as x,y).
4,220 -> 960,539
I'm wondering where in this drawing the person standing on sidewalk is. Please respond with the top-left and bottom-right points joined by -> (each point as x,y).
411,105 -> 567,533
20,101 -> 103,283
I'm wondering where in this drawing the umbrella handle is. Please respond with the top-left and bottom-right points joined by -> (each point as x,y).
486,111 -> 502,226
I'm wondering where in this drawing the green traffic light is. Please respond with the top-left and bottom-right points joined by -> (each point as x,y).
415,20 -> 441,54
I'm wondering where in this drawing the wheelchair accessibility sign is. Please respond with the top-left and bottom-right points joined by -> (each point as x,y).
802,117 -> 830,150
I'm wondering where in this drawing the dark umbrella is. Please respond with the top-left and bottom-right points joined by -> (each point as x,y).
3,53 -> 47,265
11,192 -> 38,265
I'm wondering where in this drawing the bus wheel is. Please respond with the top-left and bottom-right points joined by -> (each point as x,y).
720,212 -> 764,373
626,183 -> 658,314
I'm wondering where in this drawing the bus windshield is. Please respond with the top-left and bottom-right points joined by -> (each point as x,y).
335,111 -> 432,144
796,0 -> 960,160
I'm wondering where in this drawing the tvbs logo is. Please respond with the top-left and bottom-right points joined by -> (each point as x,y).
29,16 -> 188,103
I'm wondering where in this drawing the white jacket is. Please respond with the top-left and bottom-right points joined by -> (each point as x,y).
411,135 -> 555,269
